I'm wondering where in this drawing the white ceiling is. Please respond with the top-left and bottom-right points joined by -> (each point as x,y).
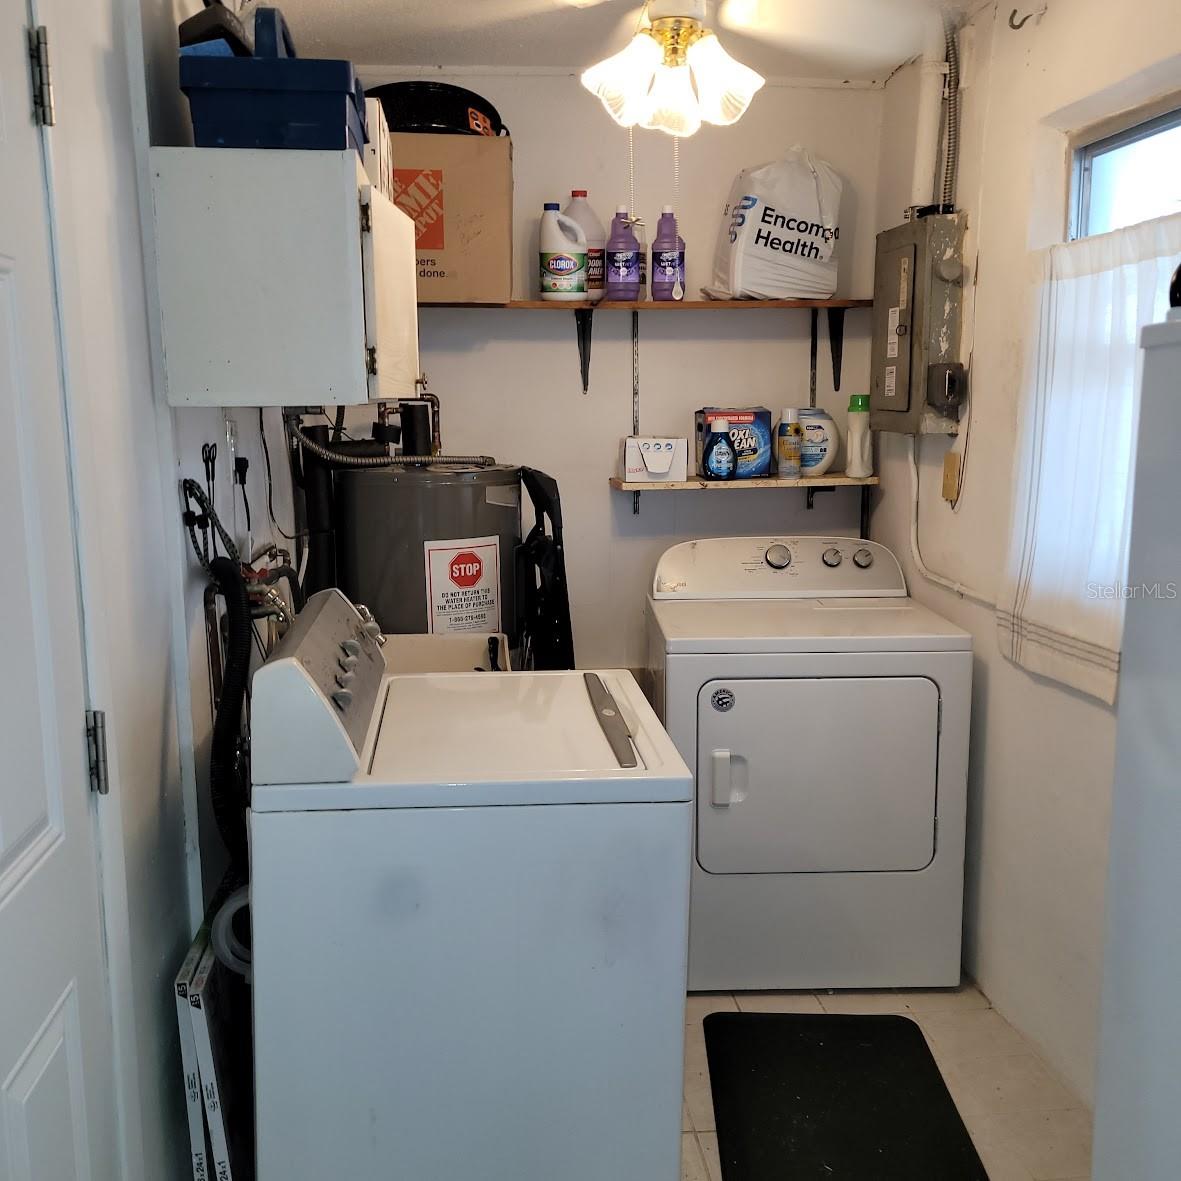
276,0 -> 957,83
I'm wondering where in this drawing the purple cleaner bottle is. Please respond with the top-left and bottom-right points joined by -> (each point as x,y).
604,207 -> 641,301
651,206 -> 685,302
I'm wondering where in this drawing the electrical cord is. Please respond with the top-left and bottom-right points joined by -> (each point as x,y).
234,456 -> 252,535
951,349 -> 974,512
908,435 -> 993,605
201,442 -> 218,557
258,408 -> 305,542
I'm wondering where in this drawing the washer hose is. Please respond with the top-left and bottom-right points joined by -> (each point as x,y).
290,423 -> 493,469
209,556 -> 252,871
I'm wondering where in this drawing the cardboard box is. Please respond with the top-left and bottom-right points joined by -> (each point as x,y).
391,133 -> 513,304
621,437 -> 688,483
694,408 -> 773,478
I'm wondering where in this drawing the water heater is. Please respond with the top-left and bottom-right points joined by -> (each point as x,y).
334,464 -> 522,640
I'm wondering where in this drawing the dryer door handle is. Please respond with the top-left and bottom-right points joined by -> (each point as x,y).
711,748 -> 732,806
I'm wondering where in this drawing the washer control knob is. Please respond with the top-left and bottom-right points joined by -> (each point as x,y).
821,547 -> 843,568
764,543 -> 792,570
853,547 -> 874,569
341,638 -> 361,657
336,670 -> 356,689
338,654 -> 359,672
331,688 -> 353,710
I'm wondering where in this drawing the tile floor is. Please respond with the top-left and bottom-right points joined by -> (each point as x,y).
680,983 -> 1093,1181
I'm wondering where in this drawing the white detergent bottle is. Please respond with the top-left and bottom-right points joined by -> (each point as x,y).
563,191 -> 606,303
798,407 -> 840,477
539,203 -> 588,301
845,394 -> 873,478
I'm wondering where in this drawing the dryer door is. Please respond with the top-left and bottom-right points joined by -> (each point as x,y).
696,677 -> 938,874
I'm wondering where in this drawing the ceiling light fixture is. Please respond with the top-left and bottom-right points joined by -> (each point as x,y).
581,1 -> 765,138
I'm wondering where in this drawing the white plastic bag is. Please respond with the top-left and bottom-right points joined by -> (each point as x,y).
707,146 -> 843,300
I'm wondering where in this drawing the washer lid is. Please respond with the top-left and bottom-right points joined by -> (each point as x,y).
251,670 -> 692,811
650,596 -> 971,653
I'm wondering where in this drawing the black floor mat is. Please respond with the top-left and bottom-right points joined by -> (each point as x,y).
704,1012 -> 988,1180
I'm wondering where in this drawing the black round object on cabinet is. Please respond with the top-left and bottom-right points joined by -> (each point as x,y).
367,82 -> 508,136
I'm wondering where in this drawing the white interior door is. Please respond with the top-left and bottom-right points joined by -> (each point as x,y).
0,5 -> 118,1177
697,677 -> 939,873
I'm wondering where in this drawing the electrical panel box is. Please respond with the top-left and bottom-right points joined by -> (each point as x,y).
870,214 -> 965,434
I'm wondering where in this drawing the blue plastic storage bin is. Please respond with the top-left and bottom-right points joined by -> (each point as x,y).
180,8 -> 366,155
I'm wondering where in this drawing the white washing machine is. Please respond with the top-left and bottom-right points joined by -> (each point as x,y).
646,536 -> 972,991
250,589 -> 692,1181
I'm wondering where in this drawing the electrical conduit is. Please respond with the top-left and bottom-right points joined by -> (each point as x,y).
908,436 -> 993,606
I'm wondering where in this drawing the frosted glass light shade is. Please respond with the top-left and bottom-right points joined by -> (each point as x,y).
580,32 -> 662,127
640,64 -> 702,138
688,32 -> 765,126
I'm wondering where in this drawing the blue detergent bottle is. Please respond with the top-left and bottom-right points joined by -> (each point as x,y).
702,417 -> 737,481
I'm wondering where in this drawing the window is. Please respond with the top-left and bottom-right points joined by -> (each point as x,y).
1072,107 -> 1181,238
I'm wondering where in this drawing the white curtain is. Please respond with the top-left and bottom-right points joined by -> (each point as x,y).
997,213 -> 1181,704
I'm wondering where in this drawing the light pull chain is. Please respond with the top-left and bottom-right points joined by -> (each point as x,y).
628,126 -> 636,217
672,138 -> 684,300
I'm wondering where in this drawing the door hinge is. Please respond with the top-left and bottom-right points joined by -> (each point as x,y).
365,345 -> 377,376
27,26 -> 55,127
85,710 -> 109,795
359,197 -> 372,233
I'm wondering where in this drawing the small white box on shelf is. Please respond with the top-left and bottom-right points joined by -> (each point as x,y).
621,437 -> 688,483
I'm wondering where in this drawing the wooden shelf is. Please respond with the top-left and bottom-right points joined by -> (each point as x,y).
422,298 -> 872,311
609,475 -> 879,492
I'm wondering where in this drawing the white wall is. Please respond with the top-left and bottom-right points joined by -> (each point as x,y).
135,0 -> 299,902
871,1 -> 1181,1103
45,1 -> 204,1176
354,70 -> 885,665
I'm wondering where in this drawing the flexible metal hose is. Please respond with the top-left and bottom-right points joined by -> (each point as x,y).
291,423 -> 494,469
942,13 -> 960,208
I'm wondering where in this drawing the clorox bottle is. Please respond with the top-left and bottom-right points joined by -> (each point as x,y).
539,203 -> 588,301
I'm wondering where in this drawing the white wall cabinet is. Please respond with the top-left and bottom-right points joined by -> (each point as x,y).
151,147 -> 419,407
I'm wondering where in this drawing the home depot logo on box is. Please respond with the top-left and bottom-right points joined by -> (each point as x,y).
390,132 -> 512,303
393,168 -> 445,250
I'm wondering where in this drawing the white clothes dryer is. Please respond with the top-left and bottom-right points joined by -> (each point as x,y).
646,536 -> 972,991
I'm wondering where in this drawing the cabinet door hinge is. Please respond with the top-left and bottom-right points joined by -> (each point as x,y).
359,197 -> 372,233
365,346 -> 377,376
27,26 -> 55,127
85,710 -> 109,795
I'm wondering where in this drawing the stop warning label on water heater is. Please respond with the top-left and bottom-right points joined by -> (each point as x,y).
423,535 -> 501,635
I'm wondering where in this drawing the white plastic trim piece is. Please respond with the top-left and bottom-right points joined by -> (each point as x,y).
911,18 -> 949,207
908,435 -> 994,605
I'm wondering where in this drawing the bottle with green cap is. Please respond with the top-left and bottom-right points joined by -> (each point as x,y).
846,393 -> 873,478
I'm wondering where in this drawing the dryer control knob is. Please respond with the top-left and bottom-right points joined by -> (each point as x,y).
764,543 -> 792,570
822,547 -> 843,568
341,638 -> 361,657
853,548 -> 874,569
